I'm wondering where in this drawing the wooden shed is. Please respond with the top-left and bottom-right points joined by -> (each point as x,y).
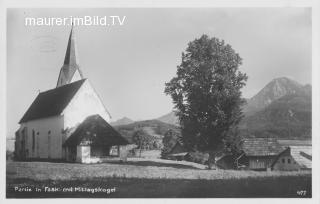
63,114 -> 129,163
167,142 -> 188,161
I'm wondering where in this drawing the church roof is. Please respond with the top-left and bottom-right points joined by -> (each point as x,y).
19,79 -> 86,123
64,114 -> 129,147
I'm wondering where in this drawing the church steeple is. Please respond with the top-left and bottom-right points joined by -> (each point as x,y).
56,25 -> 83,88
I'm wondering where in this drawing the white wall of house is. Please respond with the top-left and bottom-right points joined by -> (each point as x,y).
63,79 -> 111,130
18,116 -> 64,159
273,155 -> 300,171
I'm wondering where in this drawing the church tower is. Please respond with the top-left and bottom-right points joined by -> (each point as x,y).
56,26 -> 83,87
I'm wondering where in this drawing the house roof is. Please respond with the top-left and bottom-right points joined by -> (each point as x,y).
19,79 -> 86,123
290,146 -> 312,169
242,138 -> 285,156
278,140 -> 312,146
168,142 -> 188,155
64,114 -> 129,147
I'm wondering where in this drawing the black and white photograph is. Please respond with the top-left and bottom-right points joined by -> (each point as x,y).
2,3 -> 319,201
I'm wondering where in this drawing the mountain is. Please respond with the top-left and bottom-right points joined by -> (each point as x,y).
153,77 -> 311,139
243,77 -> 310,115
239,92 -> 311,139
110,117 -> 134,126
157,111 -> 179,125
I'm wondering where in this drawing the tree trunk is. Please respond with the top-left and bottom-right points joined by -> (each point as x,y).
208,151 -> 216,170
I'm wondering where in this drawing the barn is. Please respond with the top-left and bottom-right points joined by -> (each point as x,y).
239,138 -> 286,171
63,114 -> 129,163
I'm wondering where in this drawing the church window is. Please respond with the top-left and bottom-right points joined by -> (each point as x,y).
32,130 -> 35,151
37,132 -> 39,135
288,158 -> 291,164
48,130 -> 51,134
37,135 -> 40,157
282,158 -> 285,163
48,134 -> 51,158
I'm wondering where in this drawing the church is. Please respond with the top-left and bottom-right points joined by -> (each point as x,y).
14,26 -> 129,163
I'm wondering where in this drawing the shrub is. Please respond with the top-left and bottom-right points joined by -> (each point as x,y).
185,151 -> 209,165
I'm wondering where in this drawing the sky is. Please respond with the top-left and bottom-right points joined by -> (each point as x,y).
7,8 -> 311,141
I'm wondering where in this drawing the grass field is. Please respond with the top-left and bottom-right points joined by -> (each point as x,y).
6,160 -> 312,198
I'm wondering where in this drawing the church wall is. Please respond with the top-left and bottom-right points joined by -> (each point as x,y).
19,116 -> 64,159
63,80 -> 111,131
15,126 -> 26,159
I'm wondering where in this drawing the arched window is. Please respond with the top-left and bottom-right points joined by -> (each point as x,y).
32,130 -> 35,152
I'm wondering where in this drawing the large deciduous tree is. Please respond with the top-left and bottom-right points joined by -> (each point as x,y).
164,35 -> 247,168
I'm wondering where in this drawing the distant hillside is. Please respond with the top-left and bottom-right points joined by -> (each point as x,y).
155,77 -> 311,140
110,117 -> 134,126
114,120 -> 180,143
157,112 -> 179,126
243,77 -> 310,115
239,92 -> 311,139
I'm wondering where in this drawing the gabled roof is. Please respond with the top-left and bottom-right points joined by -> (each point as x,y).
242,138 -> 285,156
19,79 -> 86,123
290,146 -> 312,169
168,141 -> 188,156
64,114 -> 129,147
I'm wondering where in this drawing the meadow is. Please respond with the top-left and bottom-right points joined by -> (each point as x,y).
6,160 -> 312,198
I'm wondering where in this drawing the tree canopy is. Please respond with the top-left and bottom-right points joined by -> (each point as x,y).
161,129 -> 181,159
164,35 -> 247,153
132,129 -> 154,150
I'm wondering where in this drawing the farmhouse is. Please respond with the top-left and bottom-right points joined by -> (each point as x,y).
238,138 -> 287,171
15,26 -> 128,163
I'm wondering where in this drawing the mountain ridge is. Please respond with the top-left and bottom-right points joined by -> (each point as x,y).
110,117 -> 134,126
152,77 -> 312,139
243,77 -> 311,115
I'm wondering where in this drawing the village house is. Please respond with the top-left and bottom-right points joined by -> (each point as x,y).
14,26 -> 128,163
235,138 -> 312,171
237,138 -> 286,171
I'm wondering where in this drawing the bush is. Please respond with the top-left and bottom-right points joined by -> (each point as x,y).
185,151 -> 209,165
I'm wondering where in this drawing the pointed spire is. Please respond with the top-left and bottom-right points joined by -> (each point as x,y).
56,25 -> 83,88
63,23 -> 78,66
